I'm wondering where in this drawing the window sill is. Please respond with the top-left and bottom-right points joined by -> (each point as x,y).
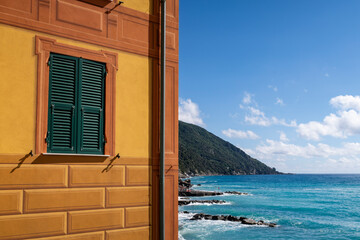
42,153 -> 110,157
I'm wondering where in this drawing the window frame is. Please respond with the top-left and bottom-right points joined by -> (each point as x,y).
35,36 -> 117,156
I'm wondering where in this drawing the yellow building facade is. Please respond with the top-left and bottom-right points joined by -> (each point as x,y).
0,0 -> 178,239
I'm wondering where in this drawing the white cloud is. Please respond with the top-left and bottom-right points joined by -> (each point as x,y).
245,107 -> 297,127
222,128 -> 259,140
279,131 -> 289,142
248,107 -> 263,116
297,95 -> 360,140
325,73 -> 329,77
238,93 -> 295,128
243,92 -> 253,105
329,95 -> 360,111
178,98 -> 205,127
268,85 -> 278,92
246,139 -> 360,160
244,139 -> 360,173
275,98 -> 284,106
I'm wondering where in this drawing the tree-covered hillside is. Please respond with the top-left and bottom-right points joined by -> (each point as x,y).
179,121 -> 281,176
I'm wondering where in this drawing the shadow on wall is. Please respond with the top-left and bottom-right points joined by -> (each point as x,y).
9,152 -> 122,173
10,150 -> 33,173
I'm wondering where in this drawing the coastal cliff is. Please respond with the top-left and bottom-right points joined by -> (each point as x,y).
179,121 -> 281,176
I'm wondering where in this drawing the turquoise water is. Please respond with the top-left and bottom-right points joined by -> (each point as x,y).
178,174 -> 360,240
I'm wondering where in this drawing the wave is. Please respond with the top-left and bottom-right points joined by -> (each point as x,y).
179,211 -> 193,220
179,197 -> 189,200
179,212 -> 275,226
185,202 -> 232,206
221,193 -> 253,196
178,232 -> 186,240
179,213 -> 269,239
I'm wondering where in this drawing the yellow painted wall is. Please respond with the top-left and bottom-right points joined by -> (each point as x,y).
0,23 -> 151,158
123,0 -> 153,15
0,25 -> 36,153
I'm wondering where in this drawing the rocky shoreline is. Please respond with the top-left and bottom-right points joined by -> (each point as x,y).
179,178 -> 248,197
178,178 -> 278,228
179,199 -> 226,206
181,212 -> 277,227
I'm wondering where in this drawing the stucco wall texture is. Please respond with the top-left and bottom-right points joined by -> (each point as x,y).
0,24 -> 152,239
0,24 -> 151,158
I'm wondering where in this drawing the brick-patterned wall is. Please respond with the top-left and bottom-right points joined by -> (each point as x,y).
0,161 -> 151,240
0,0 -> 179,238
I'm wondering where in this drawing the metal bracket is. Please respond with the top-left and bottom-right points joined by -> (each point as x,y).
105,1 -> 123,14
45,131 -> 50,143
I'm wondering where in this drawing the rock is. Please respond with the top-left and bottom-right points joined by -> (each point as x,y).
183,211 -> 189,214
187,213 -> 277,227
179,177 -> 249,197
227,215 -> 239,222
178,199 -> 226,206
179,178 -> 193,189
257,220 -> 264,225
190,213 -> 204,220
179,190 -> 223,197
268,223 -> 277,227
178,172 -> 189,178
224,191 -> 249,195
241,218 -> 257,225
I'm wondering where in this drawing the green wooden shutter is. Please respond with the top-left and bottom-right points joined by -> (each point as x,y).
47,54 -> 78,153
78,59 -> 105,154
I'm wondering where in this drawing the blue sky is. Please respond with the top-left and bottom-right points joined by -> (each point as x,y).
178,0 -> 360,173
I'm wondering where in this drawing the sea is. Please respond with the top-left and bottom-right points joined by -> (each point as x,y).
178,174 -> 360,240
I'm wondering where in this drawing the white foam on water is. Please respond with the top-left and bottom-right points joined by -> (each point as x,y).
220,193 -> 253,196
179,212 -> 271,227
179,197 -> 190,200
186,202 -> 232,206
178,212 -> 194,221
179,194 -> 222,198
179,215 -> 269,239
178,232 -> 186,240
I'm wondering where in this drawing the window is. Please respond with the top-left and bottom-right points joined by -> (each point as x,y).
35,36 -> 117,156
47,53 -> 106,154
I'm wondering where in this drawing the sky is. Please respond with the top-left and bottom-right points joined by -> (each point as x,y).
178,0 -> 360,173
